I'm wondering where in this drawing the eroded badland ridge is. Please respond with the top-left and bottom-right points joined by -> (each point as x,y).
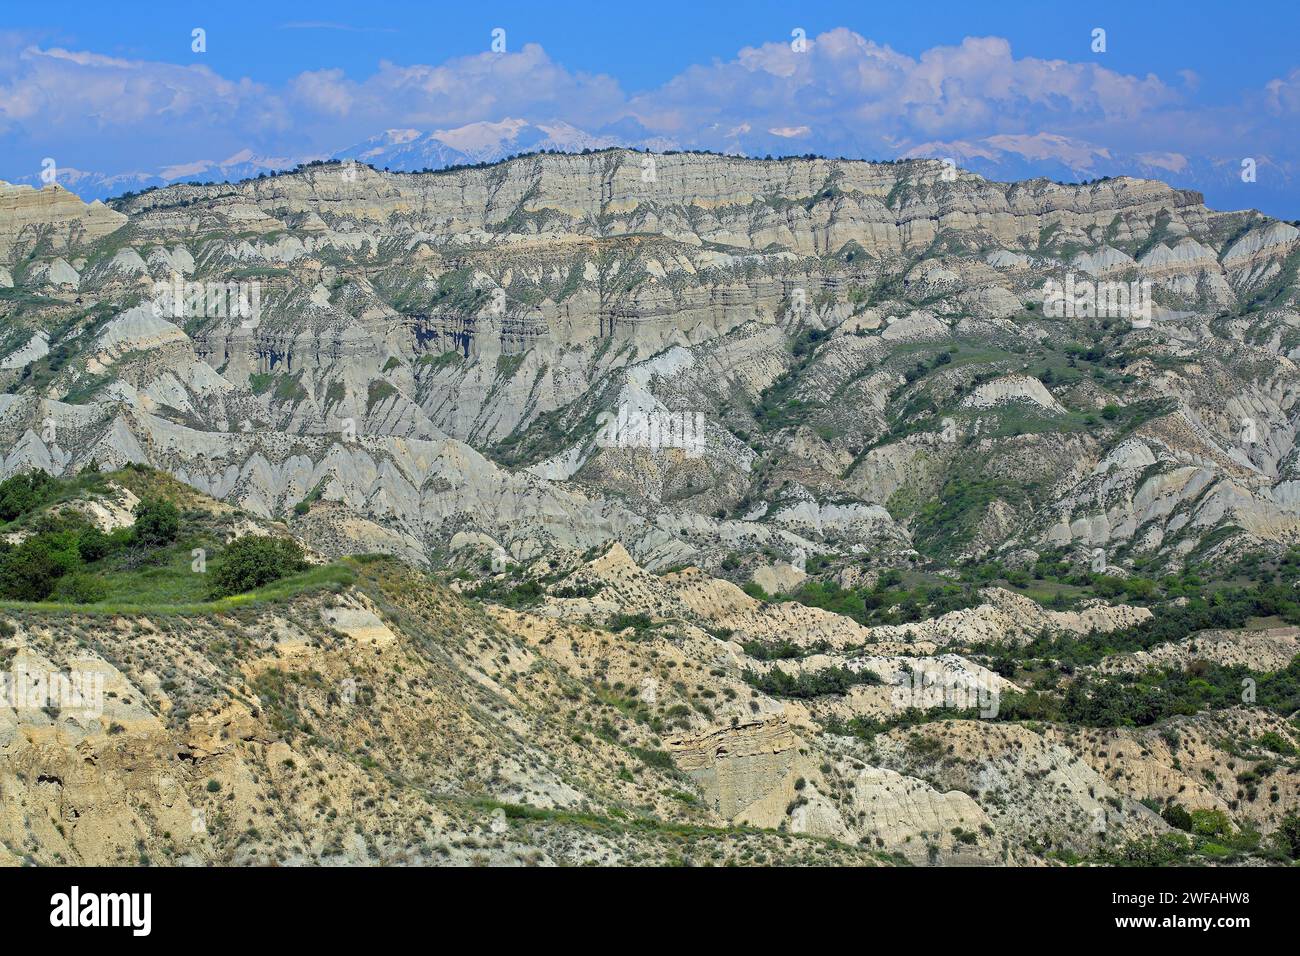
1,150 -> 1298,866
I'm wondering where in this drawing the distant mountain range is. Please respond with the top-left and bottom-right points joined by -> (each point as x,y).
12,149 -> 308,202
8,120 -> 664,201
333,119 -> 635,169
6,120 -> 1294,222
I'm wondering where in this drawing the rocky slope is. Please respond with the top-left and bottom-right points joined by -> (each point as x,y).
2,152 -> 1299,866
2,470 -> 1297,866
0,150 -> 1296,576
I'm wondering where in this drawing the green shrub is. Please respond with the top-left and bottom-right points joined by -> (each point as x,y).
629,747 -> 675,771
606,612 -> 655,634
50,572 -> 109,604
209,535 -> 308,598
1255,731 -> 1296,755
474,579 -> 544,607
1190,808 -> 1232,838
0,531 -> 82,601
0,470 -> 55,522
1101,832 -> 1193,866
1274,813 -> 1300,859
0,546 -> 58,600
131,497 -> 180,547
1160,802 -> 1193,832
76,525 -> 129,563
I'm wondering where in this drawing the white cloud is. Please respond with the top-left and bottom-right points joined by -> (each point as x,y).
0,44 -> 285,135
624,30 -> 1182,146
285,45 -> 626,130
1265,68 -> 1300,114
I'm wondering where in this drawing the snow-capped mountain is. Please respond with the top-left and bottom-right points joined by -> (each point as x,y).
332,119 -> 625,170
11,150 -> 308,202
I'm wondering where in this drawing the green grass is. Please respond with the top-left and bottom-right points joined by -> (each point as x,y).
415,350 -> 464,370
1004,580 -> 1090,604
366,379 -> 398,412
273,372 -> 307,404
467,797 -> 896,861
496,353 -> 525,379
87,535 -> 221,605
0,561 -> 355,616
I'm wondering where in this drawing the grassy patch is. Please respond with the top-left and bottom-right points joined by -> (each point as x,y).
0,562 -> 355,616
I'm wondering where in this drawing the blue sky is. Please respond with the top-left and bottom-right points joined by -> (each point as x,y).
3,0 -> 1298,215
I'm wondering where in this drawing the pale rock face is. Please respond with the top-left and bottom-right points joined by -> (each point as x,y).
94,304 -> 189,356
985,249 -> 1033,270
1093,437 -> 1159,474
48,257 -> 80,287
831,764 -> 990,862
959,284 -> 1022,318
962,374 -> 1066,414
1223,221 -> 1299,266
770,497 -> 899,540
882,310 -> 950,342
1138,238 -> 1219,275
750,562 -> 807,595
0,182 -> 125,259
449,530 -> 502,552
30,257 -> 81,288
0,330 -> 50,370
58,481 -> 141,532
146,246 -> 195,276
105,247 -> 148,277
1071,245 -> 1136,276
319,594 -> 398,648
669,717 -> 799,820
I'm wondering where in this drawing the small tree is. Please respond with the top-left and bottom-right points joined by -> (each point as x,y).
1161,802 -> 1193,832
0,533 -> 76,601
0,469 -> 55,521
1190,808 -> 1232,839
1274,813 -> 1300,859
210,536 -> 307,598
132,498 -> 180,547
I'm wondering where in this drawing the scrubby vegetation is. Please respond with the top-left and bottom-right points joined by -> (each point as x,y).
774,570 -> 982,627
1099,806 -> 1300,865
0,469 -> 56,521
0,491 -> 163,602
743,664 -> 882,698
0,468 -> 330,609
993,655 -> 1300,728
209,535 -> 308,599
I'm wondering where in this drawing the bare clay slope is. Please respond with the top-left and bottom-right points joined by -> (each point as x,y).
0,151 -> 1296,578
